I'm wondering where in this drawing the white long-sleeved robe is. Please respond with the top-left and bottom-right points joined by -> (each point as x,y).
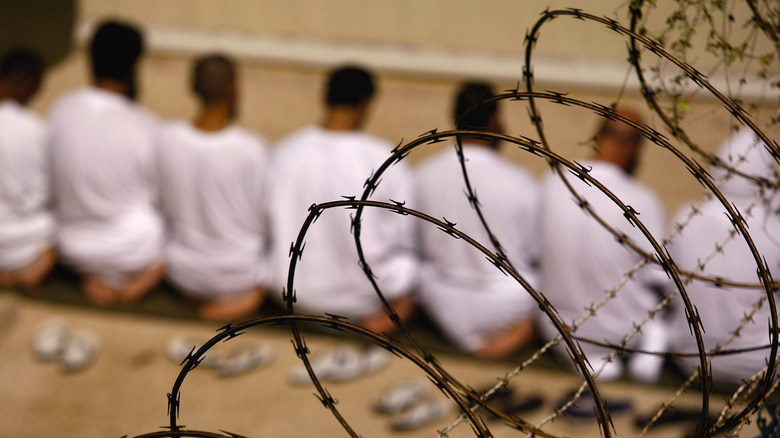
158,121 -> 270,299
49,87 -> 164,286
413,143 -> 539,352
0,99 -> 54,270
537,160 -> 670,375
265,125 -> 417,319
669,128 -> 780,386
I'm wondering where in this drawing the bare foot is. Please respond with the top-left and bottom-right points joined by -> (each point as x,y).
119,261 -> 165,303
15,247 -> 57,291
474,319 -> 535,360
361,312 -> 397,335
360,296 -> 415,335
199,287 -> 265,323
82,275 -> 121,306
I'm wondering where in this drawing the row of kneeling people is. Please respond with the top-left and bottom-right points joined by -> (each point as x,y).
2,20 -> 778,388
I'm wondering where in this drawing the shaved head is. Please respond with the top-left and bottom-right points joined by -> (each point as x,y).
595,107 -> 645,175
192,54 -> 236,104
596,107 -> 643,147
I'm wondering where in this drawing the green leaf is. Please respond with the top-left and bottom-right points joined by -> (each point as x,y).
676,101 -> 693,114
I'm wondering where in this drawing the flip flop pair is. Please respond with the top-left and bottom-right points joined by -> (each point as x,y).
167,336 -> 275,377
374,379 -> 450,431
32,318 -> 100,373
288,344 -> 390,385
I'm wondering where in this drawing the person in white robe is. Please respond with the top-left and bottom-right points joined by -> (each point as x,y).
537,108 -> 672,383
0,48 -> 56,289
265,66 -> 417,334
413,82 -> 539,359
158,54 -> 269,322
49,21 -> 164,306
669,127 -> 780,389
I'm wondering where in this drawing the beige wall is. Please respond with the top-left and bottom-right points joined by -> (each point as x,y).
23,1 -> 780,223
79,0 -> 623,57
78,0 -> 770,65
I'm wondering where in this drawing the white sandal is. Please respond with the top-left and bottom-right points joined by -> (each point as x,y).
374,379 -> 428,414
216,343 -> 275,377
31,318 -> 70,362
166,336 -> 222,368
61,329 -> 100,373
390,398 -> 449,431
288,345 -> 389,385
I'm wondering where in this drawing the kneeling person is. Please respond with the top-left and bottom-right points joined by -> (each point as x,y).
0,48 -> 56,289
414,82 -> 540,359
49,21 -> 165,304
158,54 -> 269,322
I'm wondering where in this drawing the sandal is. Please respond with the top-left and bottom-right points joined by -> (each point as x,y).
31,318 -> 70,362
166,336 -> 222,368
374,379 -> 428,414
289,345 -> 389,385
390,399 -> 449,431
61,329 -> 100,373
216,343 -> 275,377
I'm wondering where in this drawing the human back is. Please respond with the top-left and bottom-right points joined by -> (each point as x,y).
265,65 -> 417,332
537,108 -> 671,382
0,47 -> 56,289
412,82 -> 540,359
48,20 -> 165,305
669,128 -> 780,386
267,124 -> 414,317
159,122 -> 269,296
157,53 -> 269,321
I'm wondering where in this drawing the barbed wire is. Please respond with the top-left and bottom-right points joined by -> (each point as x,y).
521,6 -> 777,437
127,2 -> 779,437
132,123 -> 774,437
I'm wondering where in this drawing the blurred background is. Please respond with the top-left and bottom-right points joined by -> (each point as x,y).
2,2 -> 778,437
3,0 -> 778,220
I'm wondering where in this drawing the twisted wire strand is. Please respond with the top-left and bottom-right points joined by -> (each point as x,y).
146,103 -> 775,438
380,119 -> 699,437
164,313 -> 494,437
522,8 -> 778,436
133,123 -> 776,438
537,165 -> 774,437
127,5 -> 780,437
153,118 -> 714,437
637,184 -> 773,436
285,131 -> 626,436
627,1 -> 778,201
369,103 -> 750,435
725,364 -> 780,437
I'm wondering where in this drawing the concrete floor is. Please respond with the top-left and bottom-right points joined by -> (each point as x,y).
0,291 -> 763,438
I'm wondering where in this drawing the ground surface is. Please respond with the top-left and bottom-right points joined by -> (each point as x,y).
0,280 -> 764,438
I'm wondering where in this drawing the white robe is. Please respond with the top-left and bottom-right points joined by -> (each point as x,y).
413,144 -> 539,352
537,160 -> 670,368
49,87 -> 164,286
158,121 -> 270,299
669,128 -> 780,386
265,125 -> 417,319
0,100 -> 54,270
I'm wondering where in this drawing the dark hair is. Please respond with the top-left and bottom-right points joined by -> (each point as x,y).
325,65 -> 374,107
89,21 -> 143,81
1,47 -> 44,79
454,82 -> 497,130
192,54 -> 235,103
454,82 -> 498,130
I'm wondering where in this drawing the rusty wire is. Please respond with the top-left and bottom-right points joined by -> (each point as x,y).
128,3 -> 779,438
521,6 -> 778,437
